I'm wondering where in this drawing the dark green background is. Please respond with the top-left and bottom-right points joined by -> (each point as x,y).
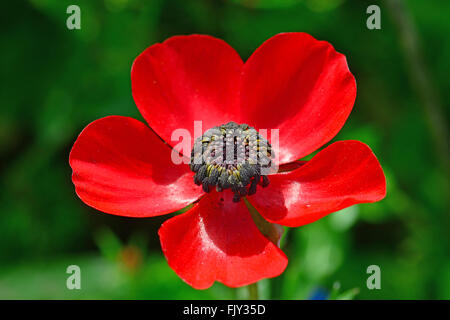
0,0 -> 448,299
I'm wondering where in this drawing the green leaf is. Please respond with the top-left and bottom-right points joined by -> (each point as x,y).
335,287 -> 360,300
244,198 -> 283,246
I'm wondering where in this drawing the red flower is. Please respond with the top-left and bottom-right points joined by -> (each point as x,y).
69,33 -> 386,289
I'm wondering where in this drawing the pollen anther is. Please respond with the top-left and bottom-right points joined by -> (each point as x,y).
190,121 -> 274,202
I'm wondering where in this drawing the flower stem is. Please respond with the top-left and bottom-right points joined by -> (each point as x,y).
247,283 -> 259,300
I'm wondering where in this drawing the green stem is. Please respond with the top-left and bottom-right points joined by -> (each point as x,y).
384,0 -> 450,178
247,283 -> 259,300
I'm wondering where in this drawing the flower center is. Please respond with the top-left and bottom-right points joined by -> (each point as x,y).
190,121 -> 274,202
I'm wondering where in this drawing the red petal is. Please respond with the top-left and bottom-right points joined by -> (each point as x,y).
69,116 -> 203,217
248,141 -> 386,227
277,160 -> 307,173
241,32 -> 357,164
158,191 -> 288,289
131,35 -> 243,155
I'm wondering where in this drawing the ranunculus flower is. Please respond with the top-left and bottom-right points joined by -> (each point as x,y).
69,33 -> 386,289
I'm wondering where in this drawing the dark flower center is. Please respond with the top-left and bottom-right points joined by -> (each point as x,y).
190,121 -> 274,202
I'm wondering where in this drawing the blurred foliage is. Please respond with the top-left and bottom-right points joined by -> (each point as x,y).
0,0 -> 448,299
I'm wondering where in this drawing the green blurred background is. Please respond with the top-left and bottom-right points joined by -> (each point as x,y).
1,0 -> 448,299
